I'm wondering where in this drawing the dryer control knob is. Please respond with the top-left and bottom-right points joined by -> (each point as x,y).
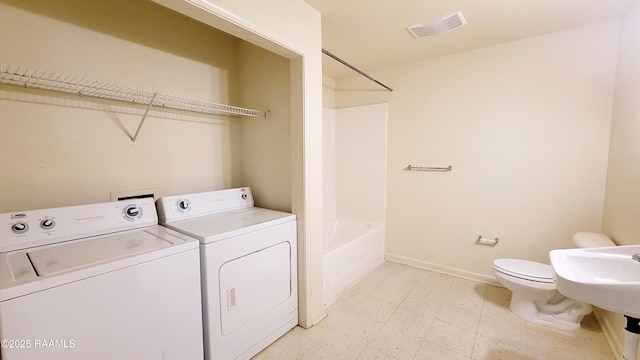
11,222 -> 29,234
178,200 -> 190,211
40,218 -> 55,230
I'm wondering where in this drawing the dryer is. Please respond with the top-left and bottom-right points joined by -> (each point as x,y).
0,198 -> 203,360
156,187 -> 298,360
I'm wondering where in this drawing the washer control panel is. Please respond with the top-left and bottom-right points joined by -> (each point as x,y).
0,198 -> 157,253
156,187 -> 254,223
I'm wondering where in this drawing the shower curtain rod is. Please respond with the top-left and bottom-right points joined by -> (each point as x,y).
322,49 -> 393,92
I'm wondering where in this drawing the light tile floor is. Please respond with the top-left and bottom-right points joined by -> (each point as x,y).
254,261 -> 615,360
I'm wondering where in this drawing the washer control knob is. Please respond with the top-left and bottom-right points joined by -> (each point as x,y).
11,222 -> 29,234
125,206 -> 141,219
178,200 -> 190,211
241,193 -> 248,200
40,218 -> 55,230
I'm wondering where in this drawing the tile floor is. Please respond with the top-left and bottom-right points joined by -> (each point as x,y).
254,261 -> 615,360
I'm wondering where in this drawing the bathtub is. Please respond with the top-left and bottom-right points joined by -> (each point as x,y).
322,218 -> 385,306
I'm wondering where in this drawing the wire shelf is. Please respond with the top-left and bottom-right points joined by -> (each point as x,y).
0,63 -> 268,119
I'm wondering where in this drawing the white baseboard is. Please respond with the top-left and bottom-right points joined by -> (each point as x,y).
384,253 -> 501,286
593,308 -> 625,360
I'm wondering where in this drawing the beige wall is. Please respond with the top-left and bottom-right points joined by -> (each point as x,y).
600,0 -> 640,357
237,42 -> 292,212
0,0 -> 243,211
334,21 -> 619,282
322,75 -> 337,108
602,1 -> 640,246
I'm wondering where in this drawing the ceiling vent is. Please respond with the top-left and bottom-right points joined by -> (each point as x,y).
407,10 -> 467,38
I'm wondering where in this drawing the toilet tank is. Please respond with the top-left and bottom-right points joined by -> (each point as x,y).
573,232 -> 615,248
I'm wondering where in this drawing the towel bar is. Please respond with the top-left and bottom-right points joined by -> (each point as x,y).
405,165 -> 452,172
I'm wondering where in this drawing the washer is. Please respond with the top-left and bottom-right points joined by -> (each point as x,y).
156,187 -> 298,360
0,198 -> 203,360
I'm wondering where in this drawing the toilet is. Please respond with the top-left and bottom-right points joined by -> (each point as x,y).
493,232 -> 615,331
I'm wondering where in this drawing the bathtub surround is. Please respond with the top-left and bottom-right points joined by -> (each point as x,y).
322,107 -> 338,220
323,103 -> 388,223
323,218 -> 385,306
322,103 -> 388,305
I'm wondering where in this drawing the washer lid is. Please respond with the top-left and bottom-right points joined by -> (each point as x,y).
0,226 -> 199,302
494,259 -> 554,283
27,231 -> 171,277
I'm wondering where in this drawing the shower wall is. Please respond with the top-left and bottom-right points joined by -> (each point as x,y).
323,103 -> 388,222
323,107 -> 337,219
322,103 -> 388,305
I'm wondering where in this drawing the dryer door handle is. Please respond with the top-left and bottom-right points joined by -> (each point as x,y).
227,288 -> 237,311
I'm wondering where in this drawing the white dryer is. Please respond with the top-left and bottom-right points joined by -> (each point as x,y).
0,198 -> 203,360
156,187 -> 298,360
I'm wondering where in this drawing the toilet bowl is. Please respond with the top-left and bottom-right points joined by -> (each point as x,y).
493,232 -> 615,331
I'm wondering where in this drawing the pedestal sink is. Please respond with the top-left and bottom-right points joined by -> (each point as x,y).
549,245 -> 640,317
550,245 -> 640,360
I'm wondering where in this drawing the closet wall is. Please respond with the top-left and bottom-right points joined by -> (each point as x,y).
0,0 -> 285,212
238,42 -> 292,212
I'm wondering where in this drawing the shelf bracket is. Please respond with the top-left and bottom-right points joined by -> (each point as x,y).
131,93 -> 157,146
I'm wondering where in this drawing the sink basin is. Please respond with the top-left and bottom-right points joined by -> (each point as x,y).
549,245 -> 640,318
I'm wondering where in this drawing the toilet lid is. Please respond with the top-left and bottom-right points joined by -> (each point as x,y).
494,259 -> 554,283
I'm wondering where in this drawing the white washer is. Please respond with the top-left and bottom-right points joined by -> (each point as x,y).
156,187 -> 298,360
0,198 -> 203,360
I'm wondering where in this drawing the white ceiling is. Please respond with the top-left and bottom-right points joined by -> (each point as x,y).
304,0 -> 637,80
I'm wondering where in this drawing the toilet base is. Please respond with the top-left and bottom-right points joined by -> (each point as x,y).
510,293 -> 592,331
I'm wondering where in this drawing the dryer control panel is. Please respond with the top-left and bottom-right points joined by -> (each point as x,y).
0,198 -> 157,253
157,187 -> 254,223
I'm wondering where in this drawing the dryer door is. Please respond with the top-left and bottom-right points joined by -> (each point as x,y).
218,241 -> 291,335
